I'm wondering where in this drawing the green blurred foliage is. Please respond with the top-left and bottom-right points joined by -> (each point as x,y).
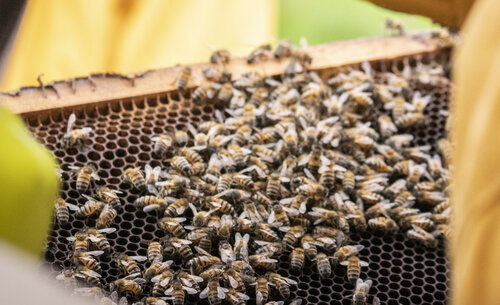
279,0 -> 437,45
0,106 -> 59,256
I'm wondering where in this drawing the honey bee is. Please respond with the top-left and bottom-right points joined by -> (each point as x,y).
96,187 -> 122,210
170,156 -> 191,175
176,67 -> 192,95
144,261 -> 174,282
193,81 -> 221,103
400,213 -> 435,231
85,227 -> 115,254
394,190 -> 415,207
228,144 -> 249,168
247,44 -> 272,64
407,225 -> 438,248
153,135 -> 174,157
142,297 -> 168,305
436,224 -> 452,240
123,167 -> 146,191
368,217 -> 399,233
151,270 -> 175,296
433,199 -> 450,214
74,267 -> 102,286
69,164 -> 99,194
217,214 -> 234,240
233,174 -> 254,191
187,246 -> 221,273
177,271 -> 203,293
314,252 -> 332,279
145,241 -> 163,263
385,18 -> 404,35
144,164 -> 162,194
234,232 -> 250,262
67,195 -> 105,218
61,113 -> 92,148
252,276 -> 270,305
340,256 -> 369,284
74,251 -> 103,272
200,280 -> 228,305
54,197 -> 70,226
115,253 -> 147,275
158,217 -> 187,238
274,40 -> 293,59
111,274 -> 146,296
280,225 -> 306,250
332,245 -> 364,265
266,174 -> 281,199
268,272 -> 297,299
96,204 -> 117,229
356,190 -> 384,206
164,198 -> 189,217
290,247 -> 305,272
203,67 -> 232,83
56,269 -> 79,290
353,279 -> 373,305
340,170 -> 355,193
169,237 -> 194,261
226,289 -> 250,305
199,264 -> 226,282
210,49 -> 231,65
135,195 -> 168,212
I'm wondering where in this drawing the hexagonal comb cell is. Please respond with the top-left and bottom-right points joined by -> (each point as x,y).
31,51 -> 451,305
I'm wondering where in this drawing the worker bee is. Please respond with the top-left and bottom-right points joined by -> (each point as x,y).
199,264 -> 226,282
169,237 -> 194,261
144,261 -> 174,282
225,289 -> 250,305
251,276 -> 269,305
266,174 -> 281,199
234,232 -> 250,262
399,213 -> 435,231
95,187 -> 122,210
332,245 -> 365,266
85,227 -> 115,254
187,246 -> 221,273
164,198 -> 189,217
280,225 -> 306,250
61,113 -> 93,148
395,111 -> 425,129
340,256 -> 369,284
192,81 -> 221,103
158,216 -> 186,237
146,241 -> 163,263
274,40 -> 293,59
368,217 -> 399,234
247,44 -> 272,64
171,156 -> 191,175
210,49 -> 231,65
135,195 -> 167,213
290,247 -> 305,272
200,280 -> 228,305
153,135 -> 174,157
248,254 -> 277,271
96,204 -> 117,229
233,174 -> 255,191
141,297 -> 168,305
144,164 -> 163,194
55,269 -> 79,290
74,267 -> 102,286
407,225 -> 438,248
210,197 -> 235,215
110,274 -> 146,296
217,214 -> 234,240
385,18 -> 404,35
73,251 -> 103,272
115,253 -> 147,275
268,272 -> 297,299
123,167 -> 146,191
54,197 -> 70,226
69,164 -> 99,194
176,67 -> 192,95
433,199 -> 450,214
313,252 -> 332,279
151,269 -> 175,296
177,271 -> 203,293
67,195 -> 105,218
203,66 -> 232,83
353,279 -> 373,305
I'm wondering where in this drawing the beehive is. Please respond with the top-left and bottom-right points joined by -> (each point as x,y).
1,32 -> 452,305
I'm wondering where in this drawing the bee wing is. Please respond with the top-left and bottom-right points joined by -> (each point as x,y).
228,275 -> 239,288
164,287 -> 173,295
218,287 -> 228,299
130,255 -> 147,262
151,274 -> 162,283
161,278 -> 171,287
86,250 -> 104,256
181,278 -> 192,287
119,297 -> 129,305
279,197 -> 294,205
267,210 -> 276,224
289,299 -> 303,305
279,277 -> 298,285
144,205 -> 160,212
339,261 -> 349,266
91,172 -> 100,181
80,269 -> 102,278
299,202 -> 307,214
297,154 -> 310,166
359,260 -> 369,267
195,246 -> 211,256
354,245 -> 365,252
383,101 -> 395,110
199,287 -> 209,299
279,226 -> 290,233
188,274 -> 203,283
67,113 -> 76,133
66,203 -> 79,211
303,168 -> 315,181
175,204 -> 187,215
87,235 -> 100,243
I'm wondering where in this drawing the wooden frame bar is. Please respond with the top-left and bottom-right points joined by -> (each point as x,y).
0,31 -> 449,116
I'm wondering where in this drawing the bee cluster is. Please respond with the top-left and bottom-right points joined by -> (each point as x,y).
45,40 -> 452,305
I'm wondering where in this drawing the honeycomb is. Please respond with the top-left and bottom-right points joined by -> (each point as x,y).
28,49 -> 451,305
